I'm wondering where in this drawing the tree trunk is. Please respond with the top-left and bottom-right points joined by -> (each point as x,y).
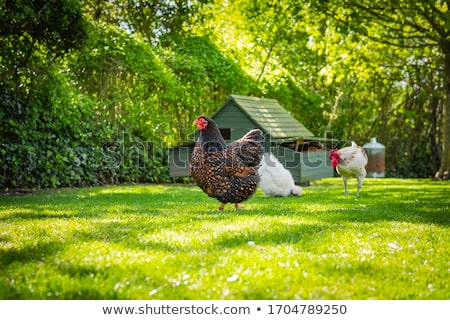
435,43 -> 450,180
436,95 -> 450,180
429,96 -> 441,174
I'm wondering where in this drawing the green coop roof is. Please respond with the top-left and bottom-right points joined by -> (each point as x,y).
214,94 -> 316,140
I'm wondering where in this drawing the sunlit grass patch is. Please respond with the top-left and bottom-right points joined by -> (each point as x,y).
0,178 -> 449,299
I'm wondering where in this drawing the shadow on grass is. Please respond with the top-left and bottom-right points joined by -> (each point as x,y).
0,210 -> 103,221
212,222 -> 337,249
0,241 -> 64,267
0,186 -> 203,221
69,213 -> 343,253
328,186 -> 450,226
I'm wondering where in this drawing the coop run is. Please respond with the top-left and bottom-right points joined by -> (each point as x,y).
169,94 -> 334,185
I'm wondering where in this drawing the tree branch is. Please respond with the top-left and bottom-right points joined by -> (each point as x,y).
256,31 -> 281,82
328,1 -> 442,47
421,1 -> 448,41
365,33 -> 437,49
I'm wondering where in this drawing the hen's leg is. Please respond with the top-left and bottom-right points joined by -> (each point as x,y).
219,203 -> 226,211
343,177 -> 348,196
356,177 -> 364,197
235,203 -> 244,210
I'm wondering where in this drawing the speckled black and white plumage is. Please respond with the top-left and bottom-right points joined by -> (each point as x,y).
190,116 -> 265,209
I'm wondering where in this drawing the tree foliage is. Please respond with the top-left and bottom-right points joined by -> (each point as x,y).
316,0 -> 449,178
1,0 -> 449,189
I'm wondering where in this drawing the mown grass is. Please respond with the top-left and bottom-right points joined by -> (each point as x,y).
0,178 -> 449,300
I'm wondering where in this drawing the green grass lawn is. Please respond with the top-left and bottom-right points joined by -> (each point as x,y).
0,178 -> 449,300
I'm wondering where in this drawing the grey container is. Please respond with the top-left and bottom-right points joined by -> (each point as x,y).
363,137 -> 385,178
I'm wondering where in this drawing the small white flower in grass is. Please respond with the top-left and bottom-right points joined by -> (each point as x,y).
182,274 -> 190,281
114,282 -> 124,291
227,274 -> 239,282
247,241 -> 256,246
388,242 -> 402,250
149,289 -> 158,296
149,285 -> 164,296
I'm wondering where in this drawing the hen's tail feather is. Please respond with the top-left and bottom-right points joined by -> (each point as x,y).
291,185 -> 303,196
239,129 -> 265,143
226,129 -> 265,169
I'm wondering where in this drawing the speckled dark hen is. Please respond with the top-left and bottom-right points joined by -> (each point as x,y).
190,115 -> 265,210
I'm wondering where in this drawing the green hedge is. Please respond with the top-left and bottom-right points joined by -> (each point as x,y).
0,131 -> 170,189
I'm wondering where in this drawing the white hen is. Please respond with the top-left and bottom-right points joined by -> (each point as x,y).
329,141 -> 368,196
258,152 -> 302,197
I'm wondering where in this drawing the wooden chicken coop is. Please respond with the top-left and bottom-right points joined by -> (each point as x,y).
169,94 -> 334,184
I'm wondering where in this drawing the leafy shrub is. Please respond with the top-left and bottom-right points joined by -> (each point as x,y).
0,65 -> 170,190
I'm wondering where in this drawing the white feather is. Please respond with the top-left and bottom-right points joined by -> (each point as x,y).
258,153 -> 302,197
